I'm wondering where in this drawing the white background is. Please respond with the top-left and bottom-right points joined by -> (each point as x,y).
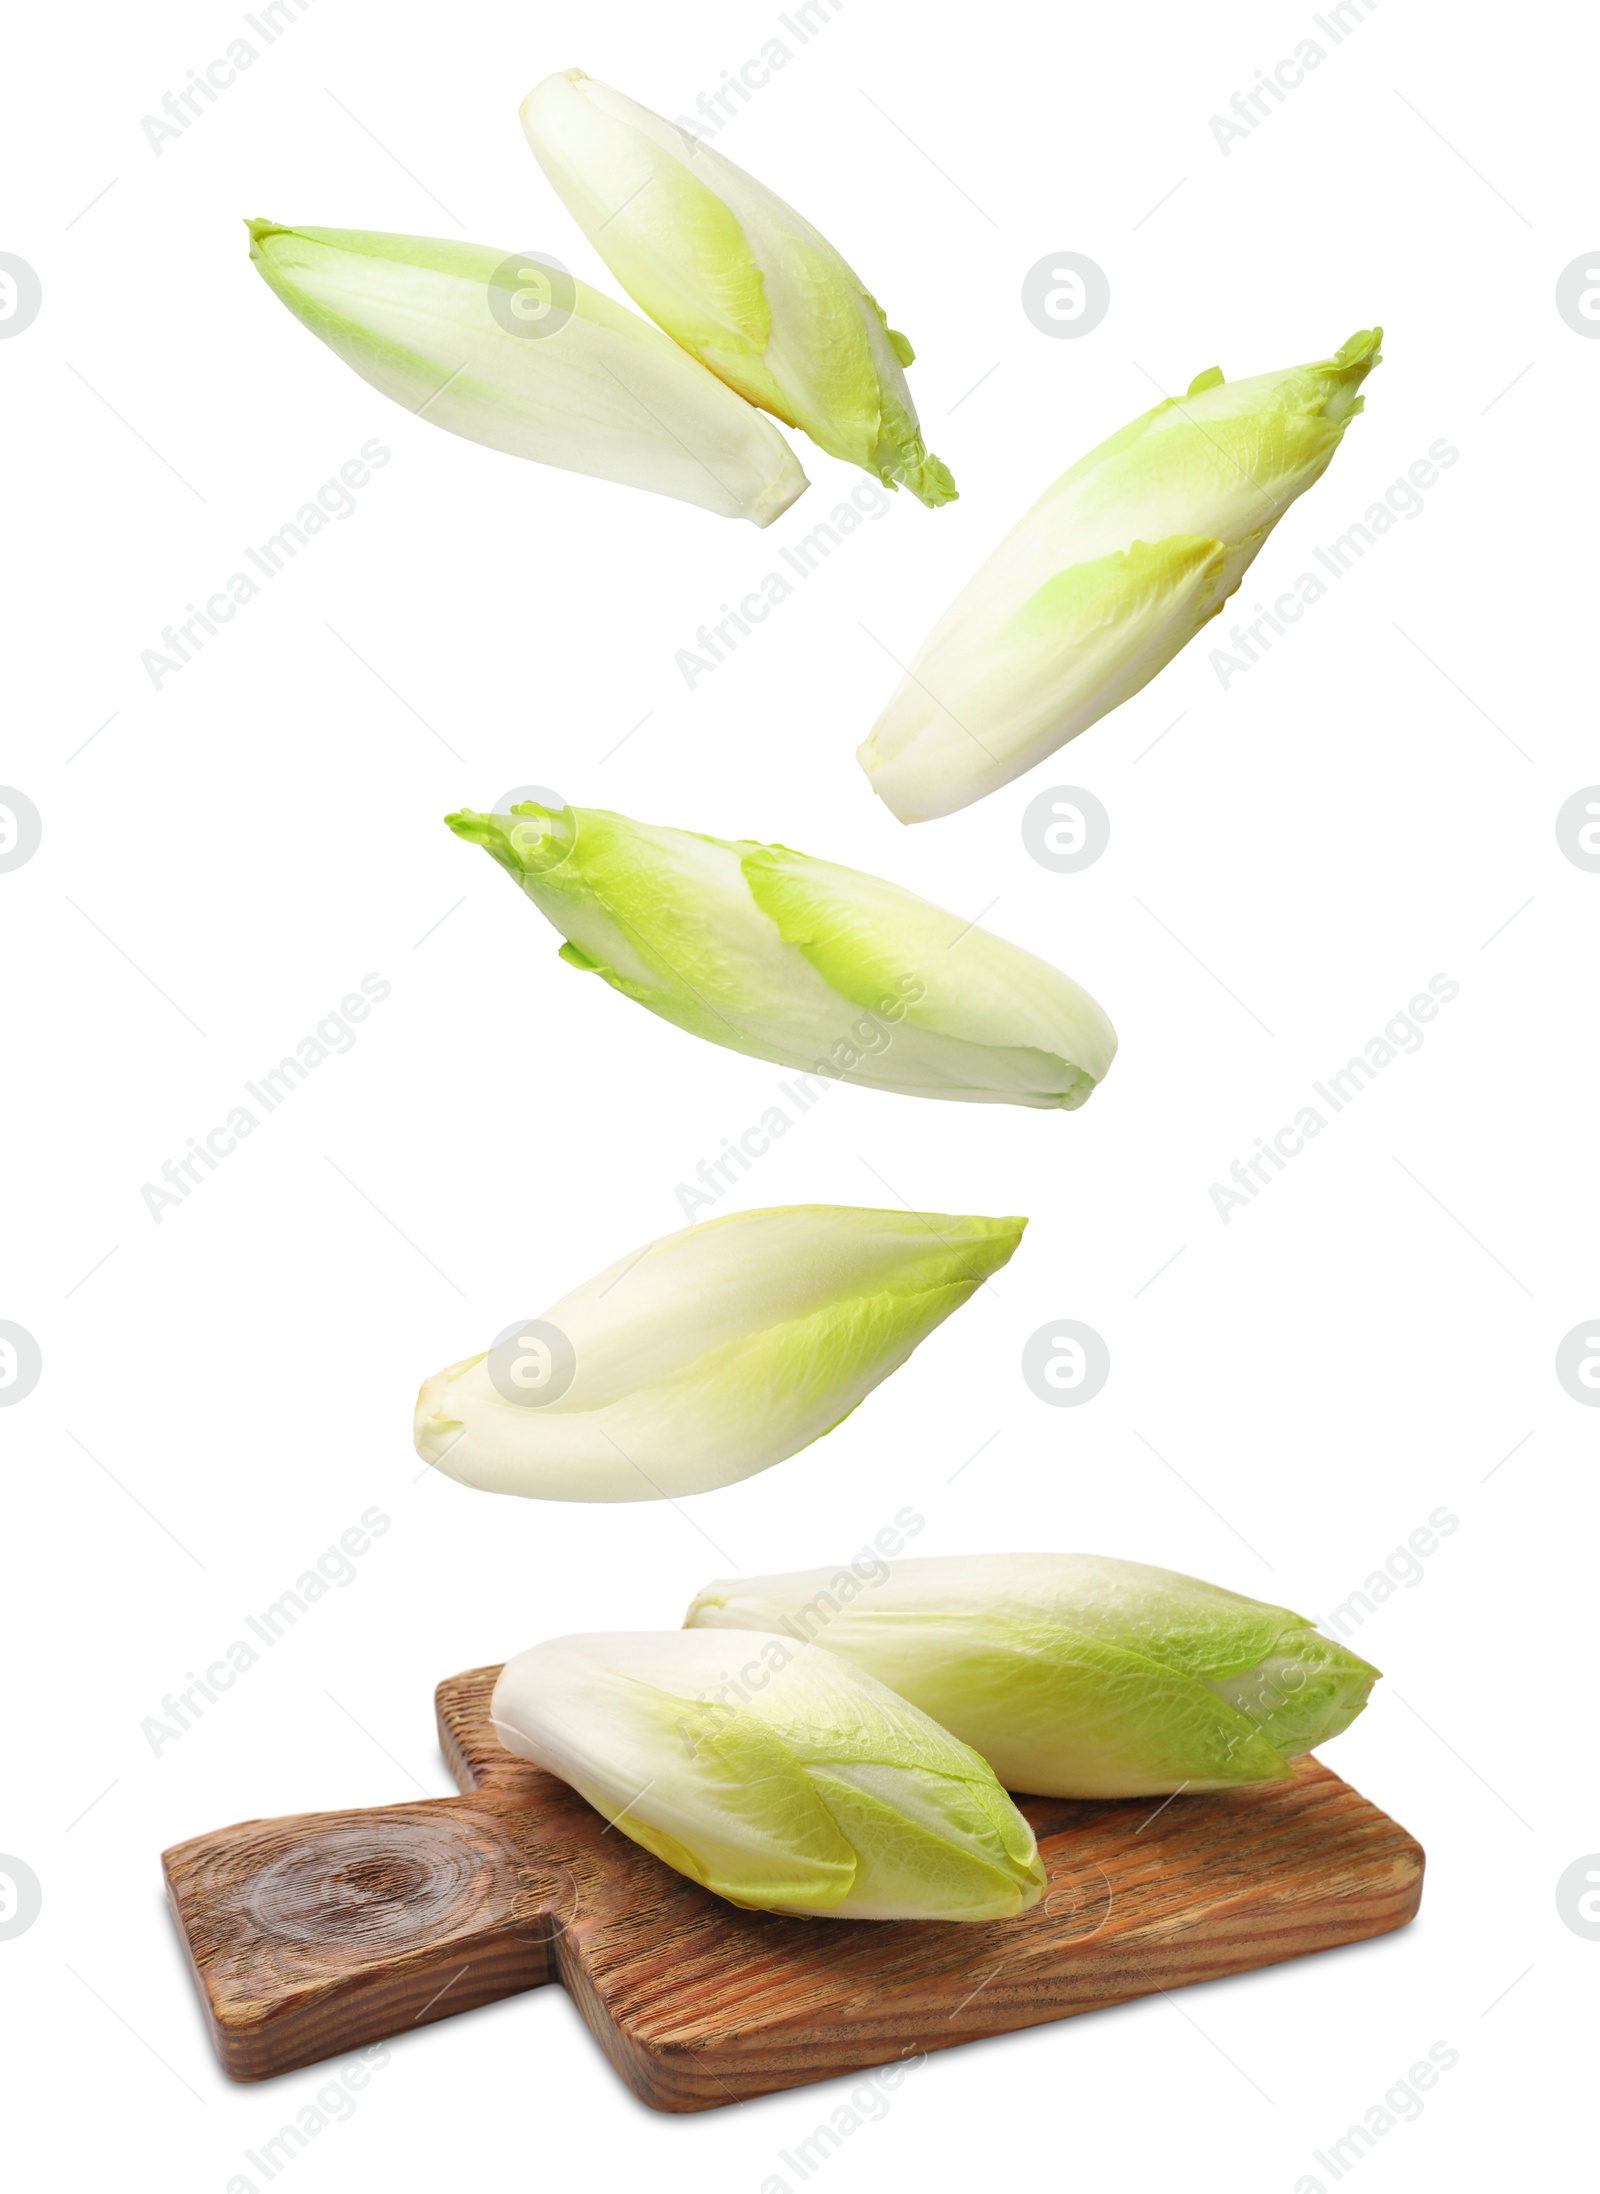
3,1 -> 1594,2186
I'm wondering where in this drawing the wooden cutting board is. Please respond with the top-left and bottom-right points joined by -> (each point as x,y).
163,1664 -> 1424,2111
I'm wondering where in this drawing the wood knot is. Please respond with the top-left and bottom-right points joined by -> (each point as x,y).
245,1820 -> 492,1949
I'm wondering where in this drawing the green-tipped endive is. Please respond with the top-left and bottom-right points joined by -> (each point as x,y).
446,801 -> 1116,1110
246,222 -> 808,524
519,70 -> 955,507
859,329 -> 1384,820
686,1552 -> 1379,1796
491,1631 -> 1045,1919
415,1205 -> 1024,1501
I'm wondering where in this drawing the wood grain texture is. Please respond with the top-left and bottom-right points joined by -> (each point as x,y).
163,1662 -> 1424,2109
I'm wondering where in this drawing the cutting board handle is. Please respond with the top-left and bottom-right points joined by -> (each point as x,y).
163,1788 -> 575,2081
